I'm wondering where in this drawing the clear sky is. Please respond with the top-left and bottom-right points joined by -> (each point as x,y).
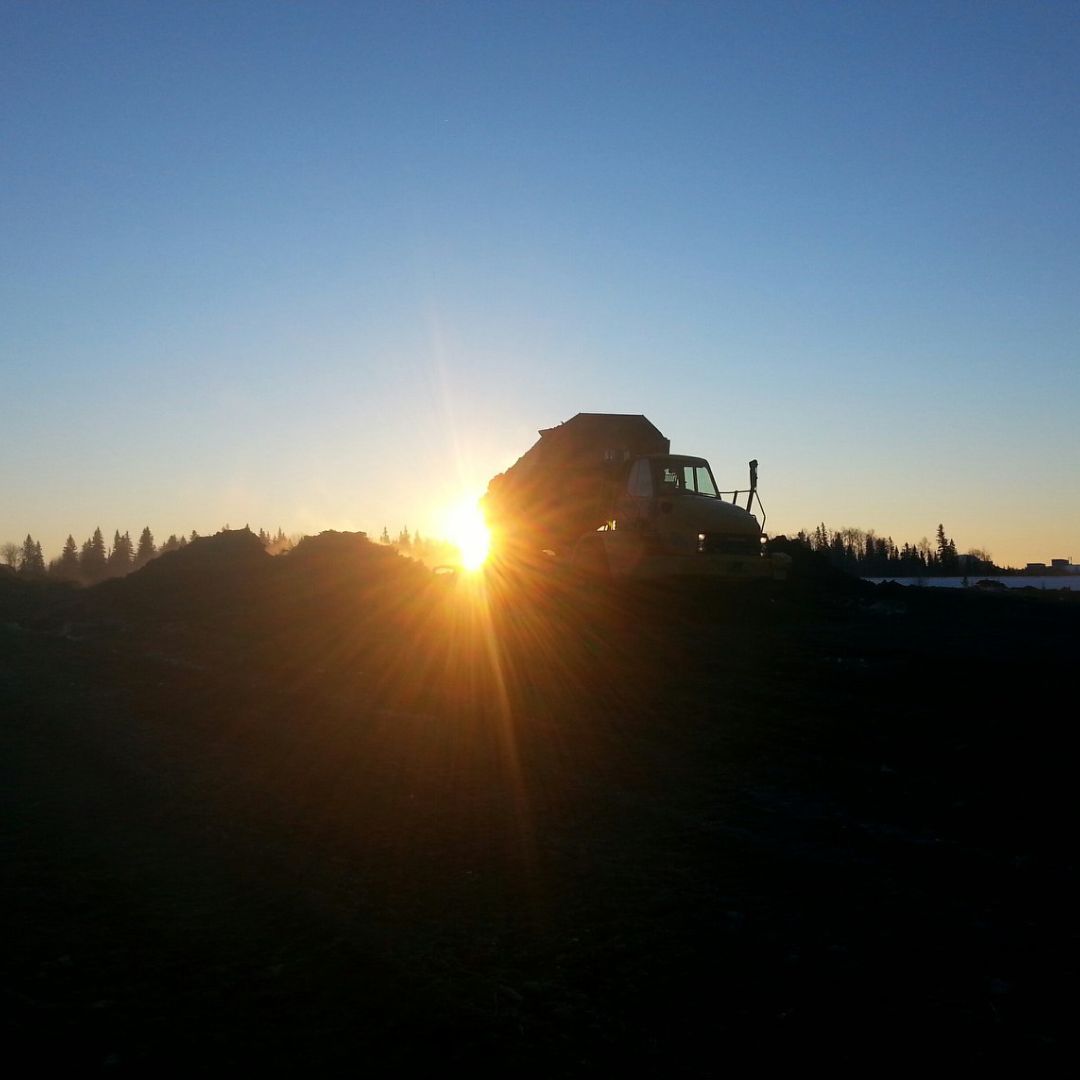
3,1 -> 1078,567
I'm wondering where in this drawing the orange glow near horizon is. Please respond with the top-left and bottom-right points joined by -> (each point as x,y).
444,498 -> 491,572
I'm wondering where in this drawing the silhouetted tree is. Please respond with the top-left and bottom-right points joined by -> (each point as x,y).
20,535 -> 46,577
264,527 -> 293,554
161,534 -> 181,554
936,524 -> 960,574
135,526 -> 156,568
801,522 -> 999,577
380,526 -> 391,544
80,528 -> 107,583
917,536 -> 933,569
0,542 -> 18,569
107,530 -> 134,576
830,531 -> 846,569
55,535 -> 80,580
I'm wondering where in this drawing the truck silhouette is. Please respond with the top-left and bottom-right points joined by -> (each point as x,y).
483,413 -> 789,580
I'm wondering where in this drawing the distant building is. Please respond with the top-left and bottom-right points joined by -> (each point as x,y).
1022,558 -> 1078,575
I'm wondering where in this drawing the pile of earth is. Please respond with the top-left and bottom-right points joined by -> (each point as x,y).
34,528 -> 433,658
2,529 -> 1079,1071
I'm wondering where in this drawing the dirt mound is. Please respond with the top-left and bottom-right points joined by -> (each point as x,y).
80,528 -> 271,626
52,528 -> 432,641
271,527 -> 429,611
768,535 -> 869,596
285,529 -> 398,571
140,527 -> 268,581
282,529 -> 427,588
0,570 -> 78,623
263,530 -> 435,668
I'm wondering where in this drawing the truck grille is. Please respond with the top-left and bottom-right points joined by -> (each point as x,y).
699,534 -> 761,556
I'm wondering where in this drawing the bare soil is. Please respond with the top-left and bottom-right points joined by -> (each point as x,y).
2,534 -> 1077,1072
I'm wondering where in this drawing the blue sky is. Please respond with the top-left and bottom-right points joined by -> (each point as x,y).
2,2 -> 1078,565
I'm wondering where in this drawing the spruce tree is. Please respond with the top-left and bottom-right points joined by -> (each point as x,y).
107,530 -> 134,576
56,535 -> 80,580
935,524 -> 960,574
80,528 -> 107,582
19,535 -> 34,573
135,526 -> 156,567
20,535 -> 46,577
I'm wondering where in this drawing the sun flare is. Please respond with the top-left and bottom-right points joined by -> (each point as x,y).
445,498 -> 491,572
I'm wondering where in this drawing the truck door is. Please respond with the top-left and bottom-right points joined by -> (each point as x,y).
615,458 -> 653,529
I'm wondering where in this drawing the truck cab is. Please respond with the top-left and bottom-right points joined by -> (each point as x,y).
482,414 -> 789,581
602,454 -> 773,578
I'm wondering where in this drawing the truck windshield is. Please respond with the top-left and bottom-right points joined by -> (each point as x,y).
681,465 -> 718,496
656,463 -> 718,497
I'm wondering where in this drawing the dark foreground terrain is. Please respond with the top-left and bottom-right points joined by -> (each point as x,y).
2,532 -> 1078,1072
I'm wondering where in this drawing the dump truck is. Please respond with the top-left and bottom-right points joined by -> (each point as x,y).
482,413 -> 790,580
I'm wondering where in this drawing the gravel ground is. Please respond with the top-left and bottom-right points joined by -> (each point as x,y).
2,536 -> 1077,1072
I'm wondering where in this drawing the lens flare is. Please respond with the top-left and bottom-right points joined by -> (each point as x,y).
445,499 -> 491,571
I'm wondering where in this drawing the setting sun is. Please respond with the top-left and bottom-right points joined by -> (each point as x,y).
445,498 -> 491,572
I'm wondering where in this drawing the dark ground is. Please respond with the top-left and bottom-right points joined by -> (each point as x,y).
2,532 -> 1078,1073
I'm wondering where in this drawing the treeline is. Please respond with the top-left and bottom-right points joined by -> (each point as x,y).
794,523 -> 1000,577
378,525 -> 458,567
1,526 -> 293,586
